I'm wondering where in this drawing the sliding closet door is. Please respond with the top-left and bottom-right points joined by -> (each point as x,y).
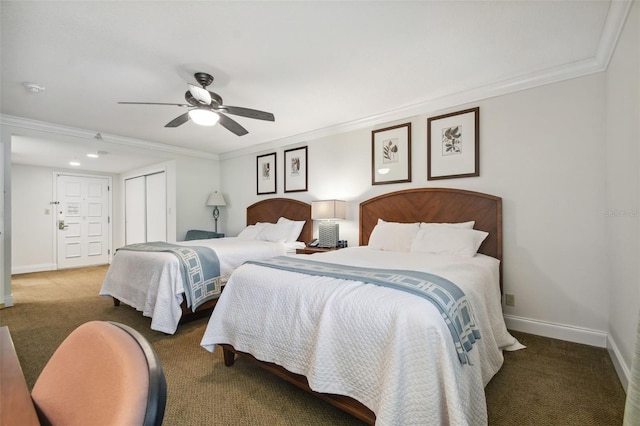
145,172 -> 167,242
125,171 -> 167,245
125,176 -> 146,244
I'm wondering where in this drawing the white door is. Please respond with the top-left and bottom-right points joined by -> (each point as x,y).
125,176 -> 146,244
124,172 -> 166,244
145,172 -> 167,242
56,174 -> 110,269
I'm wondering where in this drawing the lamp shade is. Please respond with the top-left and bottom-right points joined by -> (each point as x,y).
206,191 -> 226,207
311,200 -> 346,220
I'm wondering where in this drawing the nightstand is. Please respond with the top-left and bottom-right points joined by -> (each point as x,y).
296,247 -> 340,255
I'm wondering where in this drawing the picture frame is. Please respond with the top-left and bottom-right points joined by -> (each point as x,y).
284,146 -> 308,193
371,122 -> 412,185
427,107 -> 479,180
256,152 -> 277,195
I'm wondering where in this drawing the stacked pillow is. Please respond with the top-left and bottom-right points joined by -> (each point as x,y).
236,217 -> 305,243
368,218 -> 488,257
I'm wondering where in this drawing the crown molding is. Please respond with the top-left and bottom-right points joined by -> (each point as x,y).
220,56 -> 604,160
3,2 -> 631,163
0,114 -> 219,161
221,1 -> 632,161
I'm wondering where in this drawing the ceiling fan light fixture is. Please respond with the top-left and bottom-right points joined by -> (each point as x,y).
188,109 -> 219,126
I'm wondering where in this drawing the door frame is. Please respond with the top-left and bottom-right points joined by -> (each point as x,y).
53,172 -> 113,269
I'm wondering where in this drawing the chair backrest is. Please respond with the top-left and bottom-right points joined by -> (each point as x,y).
31,321 -> 167,426
185,229 -> 217,240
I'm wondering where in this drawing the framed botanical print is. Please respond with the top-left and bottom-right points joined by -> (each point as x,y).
256,152 -> 277,195
427,107 -> 479,180
371,122 -> 412,185
284,146 -> 308,193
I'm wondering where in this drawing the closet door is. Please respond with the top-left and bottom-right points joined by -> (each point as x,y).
125,176 -> 146,244
145,172 -> 166,242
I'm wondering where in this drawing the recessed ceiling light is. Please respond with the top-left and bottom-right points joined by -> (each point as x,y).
87,153 -> 99,158
69,161 -> 81,167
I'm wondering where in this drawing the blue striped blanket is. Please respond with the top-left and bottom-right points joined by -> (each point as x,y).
117,242 -> 221,311
246,256 -> 480,364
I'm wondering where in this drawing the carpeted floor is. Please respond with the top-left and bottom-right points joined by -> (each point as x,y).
1,266 -> 626,425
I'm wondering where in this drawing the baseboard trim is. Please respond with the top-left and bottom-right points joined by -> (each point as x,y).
504,314 -> 608,348
11,263 -> 57,275
607,335 -> 630,393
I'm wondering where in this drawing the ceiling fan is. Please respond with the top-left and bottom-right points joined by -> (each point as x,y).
118,72 -> 275,136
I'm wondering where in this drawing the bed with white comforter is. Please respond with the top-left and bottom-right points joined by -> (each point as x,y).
100,237 -> 303,334
201,247 -> 522,425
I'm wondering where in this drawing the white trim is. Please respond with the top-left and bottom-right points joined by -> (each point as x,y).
504,314 -> 608,348
595,0 -> 634,67
221,1 -> 633,161
1,3 -> 632,165
2,295 -> 13,308
608,334 -> 631,393
12,263 -> 57,275
0,114 -> 219,161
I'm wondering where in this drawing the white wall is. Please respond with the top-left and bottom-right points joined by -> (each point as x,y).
11,165 -> 117,273
605,0 -> 639,391
11,155 -> 220,273
222,73 -> 611,346
175,156 -> 221,240
1,132 -> 12,305
0,140 -> 7,305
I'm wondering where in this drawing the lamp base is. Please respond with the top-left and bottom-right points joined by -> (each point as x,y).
318,222 -> 339,248
213,207 -> 220,233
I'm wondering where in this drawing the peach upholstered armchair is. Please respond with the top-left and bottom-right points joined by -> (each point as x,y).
31,321 -> 167,426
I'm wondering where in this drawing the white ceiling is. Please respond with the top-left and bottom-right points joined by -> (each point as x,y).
0,1 -> 630,173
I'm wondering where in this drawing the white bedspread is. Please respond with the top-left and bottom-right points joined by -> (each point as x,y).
100,238 -> 303,334
200,247 -> 522,425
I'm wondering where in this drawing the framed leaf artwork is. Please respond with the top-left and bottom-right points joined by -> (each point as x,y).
427,107 -> 479,180
371,122 -> 412,185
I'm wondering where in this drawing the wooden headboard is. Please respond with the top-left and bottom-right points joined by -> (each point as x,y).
246,198 -> 312,243
359,188 -> 502,262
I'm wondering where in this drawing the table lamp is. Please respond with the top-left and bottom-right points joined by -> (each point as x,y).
311,200 -> 346,248
206,191 -> 227,233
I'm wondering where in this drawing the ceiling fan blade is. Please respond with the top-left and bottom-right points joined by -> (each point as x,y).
118,101 -> 190,107
165,112 -> 190,128
221,106 -> 275,121
188,84 -> 212,105
215,112 -> 249,136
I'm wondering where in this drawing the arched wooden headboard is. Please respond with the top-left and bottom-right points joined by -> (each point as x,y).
359,188 -> 502,262
246,198 -> 312,243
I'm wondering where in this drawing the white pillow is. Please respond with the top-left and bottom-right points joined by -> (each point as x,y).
255,222 -> 292,243
236,223 -> 268,240
410,226 -> 488,257
277,217 -> 306,242
420,221 -> 475,229
368,219 -> 420,252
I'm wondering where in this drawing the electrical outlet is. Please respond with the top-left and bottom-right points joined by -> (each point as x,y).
505,293 -> 515,306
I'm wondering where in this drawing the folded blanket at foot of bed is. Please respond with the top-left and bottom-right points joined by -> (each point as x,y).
118,242 -> 220,311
